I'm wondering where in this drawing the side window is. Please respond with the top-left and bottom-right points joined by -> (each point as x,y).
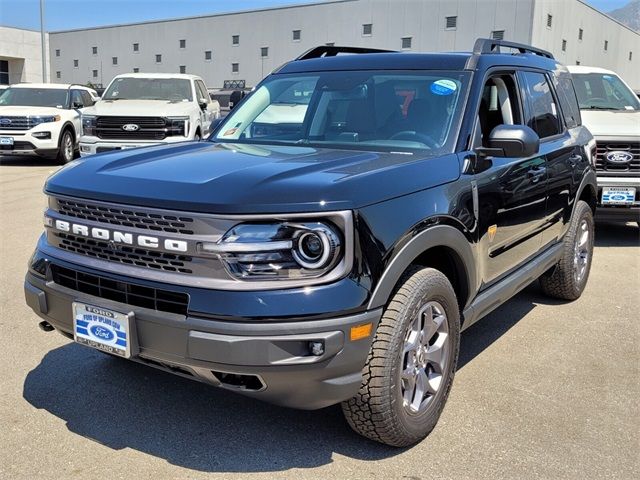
70,90 -> 84,108
551,71 -> 581,128
519,71 -> 561,139
196,81 -> 208,103
477,73 -> 521,147
80,91 -> 94,106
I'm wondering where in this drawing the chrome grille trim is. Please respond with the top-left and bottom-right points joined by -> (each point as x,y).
594,138 -> 640,174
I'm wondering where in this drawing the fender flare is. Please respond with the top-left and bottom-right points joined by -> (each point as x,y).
60,121 -> 77,145
367,224 -> 477,310
572,169 -> 598,219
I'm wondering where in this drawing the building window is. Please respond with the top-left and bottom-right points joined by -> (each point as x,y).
630,51 -> 633,61
133,43 -> 139,52
156,54 -> 162,63
92,46 -> 97,55
112,57 -> 118,65
292,29 -> 301,41
578,28 -> 583,41
562,39 -> 567,52
231,63 -> 239,73
232,35 -> 239,46
362,23 -> 373,36
491,30 -> 505,40
56,71 -> 61,79
133,67 -> 139,73
0,60 -> 8,84
547,14 -> 553,28
55,49 -> 60,57
179,65 -> 186,74
401,37 -> 412,49
604,40 -> 608,51
261,46 -> 269,58
73,59 -> 79,68
445,16 -> 457,30
179,39 -> 186,49
92,69 -> 98,78
205,50 -> 212,60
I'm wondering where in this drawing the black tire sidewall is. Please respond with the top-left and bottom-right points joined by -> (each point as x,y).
57,130 -> 73,164
568,202 -> 595,296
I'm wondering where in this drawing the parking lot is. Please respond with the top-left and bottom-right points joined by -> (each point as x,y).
0,155 -> 638,480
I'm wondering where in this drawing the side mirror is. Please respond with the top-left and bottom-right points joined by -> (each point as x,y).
478,125 -> 540,158
198,98 -> 208,110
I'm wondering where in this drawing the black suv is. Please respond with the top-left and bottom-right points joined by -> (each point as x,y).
25,39 -> 597,447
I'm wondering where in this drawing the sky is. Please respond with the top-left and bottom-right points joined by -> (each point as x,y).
0,0 -> 633,32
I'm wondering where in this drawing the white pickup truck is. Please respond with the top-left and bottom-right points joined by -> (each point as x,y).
0,83 -> 97,163
568,66 -> 640,224
79,73 -> 220,156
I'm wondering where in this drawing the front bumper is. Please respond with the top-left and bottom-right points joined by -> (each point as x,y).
24,269 -> 381,410
79,136 -> 190,156
596,176 -> 640,222
0,129 -> 60,158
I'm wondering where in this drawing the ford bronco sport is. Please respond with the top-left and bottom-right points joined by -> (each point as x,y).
25,39 -> 597,447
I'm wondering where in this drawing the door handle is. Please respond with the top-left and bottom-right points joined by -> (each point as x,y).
527,166 -> 546,183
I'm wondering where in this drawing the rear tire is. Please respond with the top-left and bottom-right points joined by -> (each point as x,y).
56,129 -> 75,164
342,267 -> 460,447
539,200 -> 594,300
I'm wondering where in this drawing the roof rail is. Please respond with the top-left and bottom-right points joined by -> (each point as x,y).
296,45 -> 396,61
472,38 -> 554,59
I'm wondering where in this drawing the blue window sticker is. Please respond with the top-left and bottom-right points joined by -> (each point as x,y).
431,79 -> 458,96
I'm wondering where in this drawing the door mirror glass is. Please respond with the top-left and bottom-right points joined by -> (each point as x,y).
482,124 -> 540,158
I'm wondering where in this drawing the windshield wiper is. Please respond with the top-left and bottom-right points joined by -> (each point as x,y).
583,105 -> 617,110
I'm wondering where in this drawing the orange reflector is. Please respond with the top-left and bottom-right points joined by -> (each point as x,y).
350,323 -> 372,341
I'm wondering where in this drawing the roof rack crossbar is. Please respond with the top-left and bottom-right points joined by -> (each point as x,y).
296,45 -> 396,61
472,38 -> 554,59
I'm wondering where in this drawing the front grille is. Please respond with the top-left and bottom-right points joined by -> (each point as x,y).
95,116 -> 176,141
56,198 -> 196,235
595,140 -> 640,174
0,116 -> 31,130
54,232 -> 194,274
0,141 -> 35,151
50,264 -> 189,315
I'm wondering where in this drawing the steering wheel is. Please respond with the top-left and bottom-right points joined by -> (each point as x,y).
587,97 -> 608,105
390,131 -> 438,149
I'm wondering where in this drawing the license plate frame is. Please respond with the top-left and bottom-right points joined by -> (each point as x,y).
0,136 -> 14,146
72,302 -> 136,358
601,186 -> 636,206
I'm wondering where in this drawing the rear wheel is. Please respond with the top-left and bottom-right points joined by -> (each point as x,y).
56,129 -> 75,164
342,267 -> 460,447
539,200 -> 594,300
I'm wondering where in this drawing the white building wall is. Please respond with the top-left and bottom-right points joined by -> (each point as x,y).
0,26 -> 49,84
531,0 -> 639,88
47,0 -> 638,90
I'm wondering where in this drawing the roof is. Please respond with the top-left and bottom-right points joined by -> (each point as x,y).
10,83 -> 95,91
567,65 -> 618,75
112,73 -> 203,81
277,50 -> 560,74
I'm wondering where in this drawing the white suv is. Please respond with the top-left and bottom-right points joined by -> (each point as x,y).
79,73 -> 220,156
0,83 -> 97,163
568,66 -> 640,224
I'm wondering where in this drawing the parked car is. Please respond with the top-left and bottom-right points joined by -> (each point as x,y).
79,73 -> 220,156
568,66 -> 640,224
26,40 -> 597,447
0,83 -> 97,163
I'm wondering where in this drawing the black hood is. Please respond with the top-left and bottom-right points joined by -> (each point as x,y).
45,142 -> 461,214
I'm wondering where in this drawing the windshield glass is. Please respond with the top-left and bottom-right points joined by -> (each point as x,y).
0,88 -> 68,108
103,77 -> 193,101
572,73 -> 640,111
213,70 -> 470,152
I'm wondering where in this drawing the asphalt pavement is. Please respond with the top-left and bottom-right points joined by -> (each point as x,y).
0,155 -> 638,480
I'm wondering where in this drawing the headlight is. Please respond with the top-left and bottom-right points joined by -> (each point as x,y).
30,115 -> 60,126
82,115 -> 97,136
199,221 -> 343,280
167,116 -> 190,137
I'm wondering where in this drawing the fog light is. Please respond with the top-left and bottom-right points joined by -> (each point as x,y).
308,341 -> 325,356
80,145 -> 91,152
32,131 -> 51,139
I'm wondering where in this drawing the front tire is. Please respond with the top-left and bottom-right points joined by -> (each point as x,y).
342,267 -> 460,447
56,129 -> 75,164
539,200 -> 594,300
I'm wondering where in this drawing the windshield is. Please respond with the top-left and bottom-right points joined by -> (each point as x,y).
213,70 -> 470,152
572,73 -> 640,111
0,88 -> 68,108
103,77 -> 193,101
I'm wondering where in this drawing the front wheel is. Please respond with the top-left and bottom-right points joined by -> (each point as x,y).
539,200 -> 594,300
56,129 -> 75,164
342,267 -> 460,447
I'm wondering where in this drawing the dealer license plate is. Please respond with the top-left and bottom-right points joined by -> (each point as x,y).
73,302 -> 132,358
0,137 -> 14,146
601,187 -> 636,205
